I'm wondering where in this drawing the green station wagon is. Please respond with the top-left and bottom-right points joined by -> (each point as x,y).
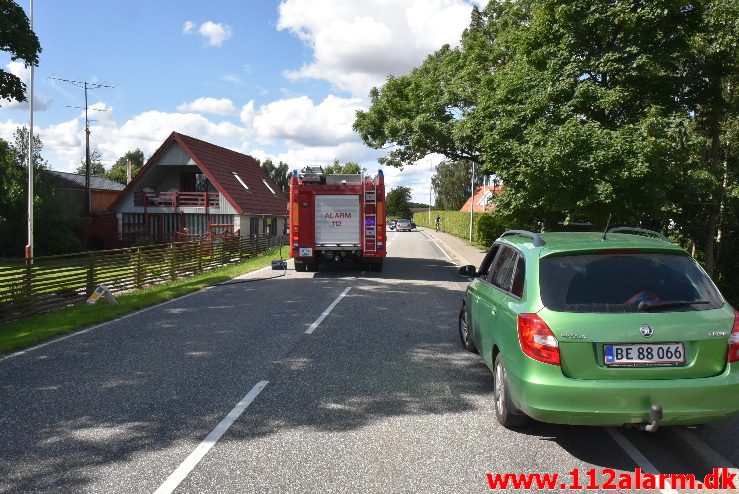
458,228 -> 739,429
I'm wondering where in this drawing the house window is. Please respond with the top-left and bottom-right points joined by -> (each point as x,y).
233,172 -> 249,191
262,179 -> 276,195
249,217 -> 259,235
181,172 -> 213,192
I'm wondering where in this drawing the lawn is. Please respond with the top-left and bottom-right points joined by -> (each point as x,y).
0,246 -> 287,354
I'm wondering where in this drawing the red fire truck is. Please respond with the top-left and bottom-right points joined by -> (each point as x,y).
289,166 -> 386,272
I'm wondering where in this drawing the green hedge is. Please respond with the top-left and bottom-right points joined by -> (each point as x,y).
412,210 -> 506,246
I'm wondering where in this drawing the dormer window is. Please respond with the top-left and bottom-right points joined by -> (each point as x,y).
233,172 -> 249,191
262,179 -> 276,195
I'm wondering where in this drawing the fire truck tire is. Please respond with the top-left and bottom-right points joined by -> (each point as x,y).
307,262 -> 318,272
369,260 -> 384,272
295,260 -> 307,272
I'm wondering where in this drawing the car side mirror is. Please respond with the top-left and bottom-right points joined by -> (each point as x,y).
457,265 -> 476,279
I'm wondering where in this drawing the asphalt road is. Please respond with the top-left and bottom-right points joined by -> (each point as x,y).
1,230 -> 737,493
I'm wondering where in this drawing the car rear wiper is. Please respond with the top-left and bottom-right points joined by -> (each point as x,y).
638,300 -> 710,311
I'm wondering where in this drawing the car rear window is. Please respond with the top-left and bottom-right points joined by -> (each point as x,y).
540,253 -> 724,313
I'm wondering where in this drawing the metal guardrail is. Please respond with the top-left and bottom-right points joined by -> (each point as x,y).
0,234 -> 274,324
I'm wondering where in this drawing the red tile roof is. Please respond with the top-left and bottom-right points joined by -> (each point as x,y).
110,132 -> 287,215
460,185 -> 503,212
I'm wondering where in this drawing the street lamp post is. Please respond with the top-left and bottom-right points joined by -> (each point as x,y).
26,0 -> 34,263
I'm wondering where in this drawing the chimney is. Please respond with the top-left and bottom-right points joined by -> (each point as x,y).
126,159 -> 132,184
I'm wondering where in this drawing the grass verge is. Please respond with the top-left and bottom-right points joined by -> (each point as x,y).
0,246 -> 287,355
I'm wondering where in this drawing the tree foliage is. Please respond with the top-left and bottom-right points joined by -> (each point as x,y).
75,149 -> 106,176
355,0 -> 738,289
107,148 -> 145,184
432,160 -> 484,210
386,186 -> 413,218
0,128 -> 81,257
323,159 -> 362,175
0,0 -> 42,105
260,158 -> 290,193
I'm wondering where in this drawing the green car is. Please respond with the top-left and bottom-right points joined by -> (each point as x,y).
458,228 -> 739,429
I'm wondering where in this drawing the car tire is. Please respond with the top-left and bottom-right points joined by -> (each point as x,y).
459,306 -> 477,353
493,354 -> 529,428
295,260 -> 307,272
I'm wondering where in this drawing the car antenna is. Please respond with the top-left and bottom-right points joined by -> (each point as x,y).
602,214 -> 612,241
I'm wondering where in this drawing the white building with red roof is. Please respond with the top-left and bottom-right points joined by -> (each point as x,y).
110,132 -> 287,243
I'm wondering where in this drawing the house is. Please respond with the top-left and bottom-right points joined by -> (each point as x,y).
109,132 -> 288,243
460,184 -> 503,213
44,170 -> 125,215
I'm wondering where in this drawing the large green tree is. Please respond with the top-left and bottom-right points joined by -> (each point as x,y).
0,127 -> 81,257
323,159 -> 362,175
0,0 -> 41,105
107,148 -> 145,184
386,186 -> 413,218
432,160 -> 484,210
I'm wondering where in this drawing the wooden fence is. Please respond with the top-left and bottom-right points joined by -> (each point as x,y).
0,234 -> 275,324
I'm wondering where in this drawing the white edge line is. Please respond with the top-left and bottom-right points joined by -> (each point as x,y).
153,380 -> 269,494
305,287 -> 351,335
421,230 -> 454,263
0,260 -> 281,364
606,428 -> 677,494
0,288 -> 207,364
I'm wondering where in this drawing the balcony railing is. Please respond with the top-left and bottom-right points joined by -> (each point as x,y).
133,191 -> 219,208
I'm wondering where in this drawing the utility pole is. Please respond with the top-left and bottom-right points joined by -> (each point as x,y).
49,77 -> 113,217
469,161 -> 475,242
26,0 -> 34,263
428,158 -> 432,223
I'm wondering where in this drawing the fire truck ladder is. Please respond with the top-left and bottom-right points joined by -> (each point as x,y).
363,180 -> 377,254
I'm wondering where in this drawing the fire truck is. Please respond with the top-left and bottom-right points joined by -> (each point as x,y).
289,166 -> 386,272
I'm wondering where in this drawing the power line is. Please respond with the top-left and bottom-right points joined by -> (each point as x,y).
49,76 -> 115,219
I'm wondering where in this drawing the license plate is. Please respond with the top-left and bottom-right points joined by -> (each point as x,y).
604,343 -> 685,367
299,248 -> 313,257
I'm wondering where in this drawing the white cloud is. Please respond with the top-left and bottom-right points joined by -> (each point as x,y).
177,97 -> 240,116
199,21 -> 232,46
182,20 -> 232,47
253,95 -> 364,147
1,61 -> 53,111
277,0 -> 477,96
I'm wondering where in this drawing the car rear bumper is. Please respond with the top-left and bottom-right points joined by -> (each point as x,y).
506,360 -> 739,426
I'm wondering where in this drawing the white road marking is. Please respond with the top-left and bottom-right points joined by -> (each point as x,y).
305,287 -> 351,335
606,428 -> 677,494
420,231 -> 454,263
386,231 -> 399,248
153,380 -> 269,494
0,288 -> 209,364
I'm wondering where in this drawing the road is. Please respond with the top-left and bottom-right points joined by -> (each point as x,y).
1,230 -> 737,493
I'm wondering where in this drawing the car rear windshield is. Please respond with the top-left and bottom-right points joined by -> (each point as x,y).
540,253 -> 724,313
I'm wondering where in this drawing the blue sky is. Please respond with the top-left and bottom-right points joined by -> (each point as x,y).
1,0 -> 482,202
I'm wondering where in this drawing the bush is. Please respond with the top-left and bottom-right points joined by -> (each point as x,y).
413,210 -> 505,246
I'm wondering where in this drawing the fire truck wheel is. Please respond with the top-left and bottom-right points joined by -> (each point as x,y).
369,260 -> 383,272
295,261 -> 307,272
307,262 -> 318,272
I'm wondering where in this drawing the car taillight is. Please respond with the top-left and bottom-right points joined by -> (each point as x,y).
728,311 -> 739,363
517,313 -> 560,366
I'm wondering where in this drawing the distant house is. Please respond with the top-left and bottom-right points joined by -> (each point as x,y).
460,185 -> 503,213
44,170 -> 125,214
109,132 -> 288,243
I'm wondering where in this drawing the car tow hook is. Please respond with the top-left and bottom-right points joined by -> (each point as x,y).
643,404 -> 663,432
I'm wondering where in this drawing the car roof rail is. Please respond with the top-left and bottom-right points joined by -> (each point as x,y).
606,227 -> 670,243
500,230 -> 546,247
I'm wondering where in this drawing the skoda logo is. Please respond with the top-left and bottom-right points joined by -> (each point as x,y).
640,325 -> 654,338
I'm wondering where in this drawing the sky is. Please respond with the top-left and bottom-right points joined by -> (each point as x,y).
0,0 -> 483,203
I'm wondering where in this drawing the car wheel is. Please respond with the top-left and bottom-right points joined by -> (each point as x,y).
295,260 -> 307,272
459,306 -> 476,353
493,354 -> 529,428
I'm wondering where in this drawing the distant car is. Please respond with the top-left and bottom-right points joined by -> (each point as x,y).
457,228 -> 739,429
395,218 -> 413,231
388,219 -> 397,230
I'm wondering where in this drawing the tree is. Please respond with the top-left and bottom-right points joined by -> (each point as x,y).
107,148 -> 145,184
0,127 -> 81,257
75,149 -> 106,176
323,159 -> 362,175
260,158 -> 290,193
0,0 -> 42,105
432,160 -> 483,210
386,186 -> 413,218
